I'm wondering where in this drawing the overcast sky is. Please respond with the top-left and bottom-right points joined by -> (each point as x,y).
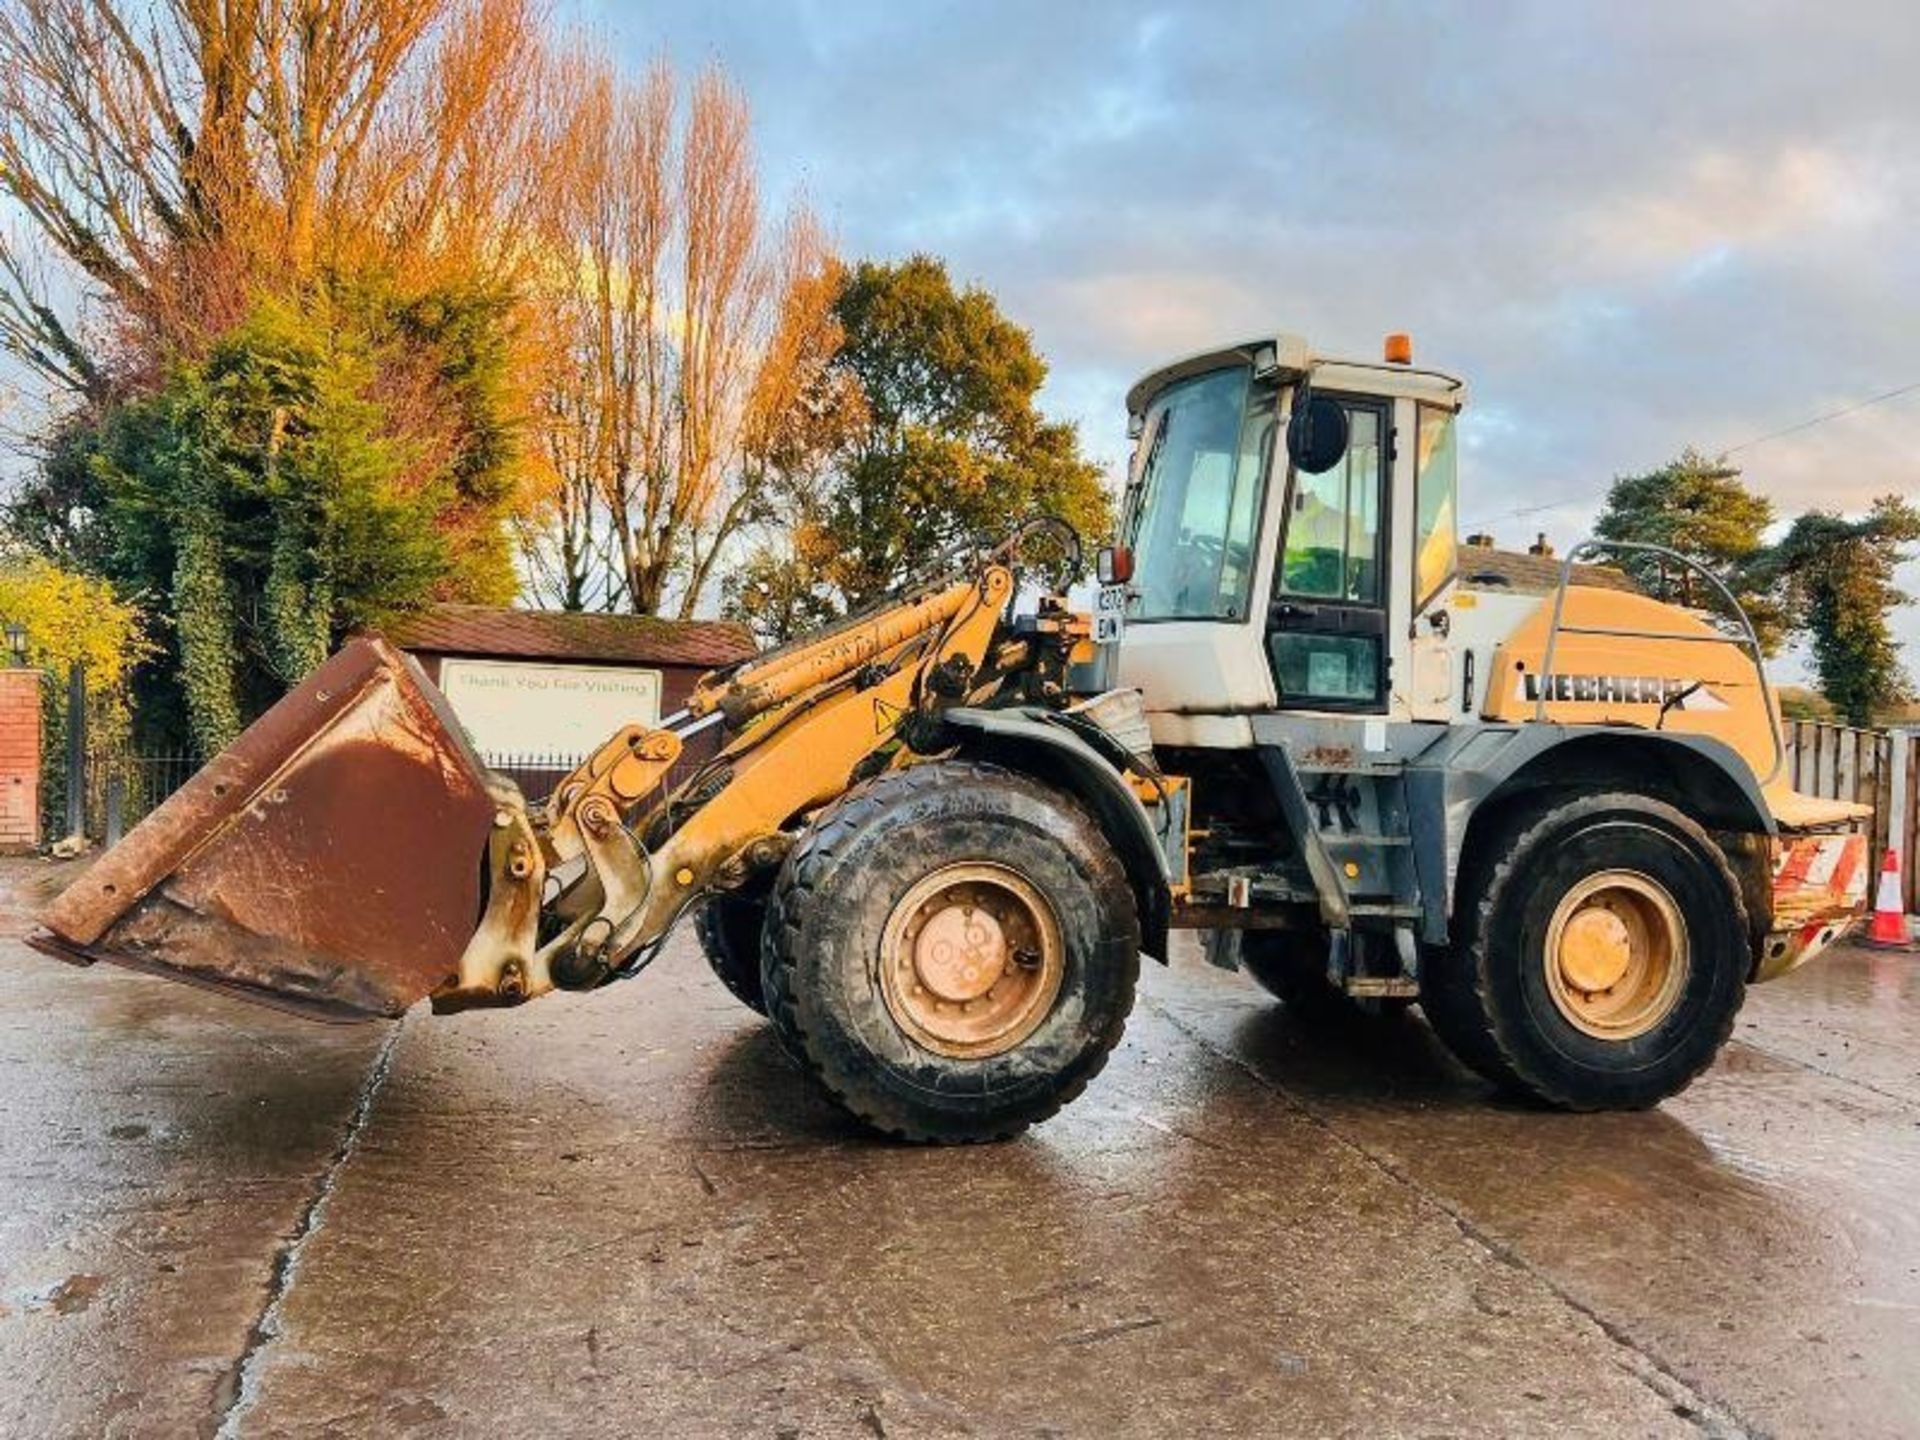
583,0 -> 1920,675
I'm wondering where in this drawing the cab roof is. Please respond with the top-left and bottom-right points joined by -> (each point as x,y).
1125,334 -> 1467,419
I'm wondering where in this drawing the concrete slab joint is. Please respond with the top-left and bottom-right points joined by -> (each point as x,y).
212,1019 -> 407,1438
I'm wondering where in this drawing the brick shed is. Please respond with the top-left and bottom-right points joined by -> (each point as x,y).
376,605 -> 756,790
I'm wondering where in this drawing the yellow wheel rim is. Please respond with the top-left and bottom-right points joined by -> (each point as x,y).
1543,870 -> 1689,1040
878,862 -> 1064,1059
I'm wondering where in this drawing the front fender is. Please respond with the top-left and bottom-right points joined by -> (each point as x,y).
935,708 -> 1172,961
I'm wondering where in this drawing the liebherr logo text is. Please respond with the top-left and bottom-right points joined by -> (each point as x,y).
1521,674 -> 1707,705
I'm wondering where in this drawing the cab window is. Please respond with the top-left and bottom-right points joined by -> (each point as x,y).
1414,406 -> 1458,611
1280,406 -> 1383,603
1125,367 -> 1273,621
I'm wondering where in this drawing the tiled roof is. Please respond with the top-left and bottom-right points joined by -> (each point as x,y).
377,605 -> 758,670
1458,547 -> 1639,596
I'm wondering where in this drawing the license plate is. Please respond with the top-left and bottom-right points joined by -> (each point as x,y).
1093,583 -> 1127,644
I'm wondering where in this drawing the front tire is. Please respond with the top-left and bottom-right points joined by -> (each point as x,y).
695,891 -> 769,1015
1422,792 -> 1748,1110
761,761 -> 1140,1144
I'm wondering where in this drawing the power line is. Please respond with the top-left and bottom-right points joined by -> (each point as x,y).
1723,379 -> 1920,455
1465,377 -> 1920,531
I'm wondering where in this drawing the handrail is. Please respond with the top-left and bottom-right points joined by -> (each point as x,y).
1535,539 -> 1786,786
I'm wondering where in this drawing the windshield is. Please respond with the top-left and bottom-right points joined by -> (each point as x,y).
1124,366 -> 1272,620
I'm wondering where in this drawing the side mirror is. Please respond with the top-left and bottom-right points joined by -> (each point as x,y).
1286,395 -> 1350,475
1096,544 -> 1134,585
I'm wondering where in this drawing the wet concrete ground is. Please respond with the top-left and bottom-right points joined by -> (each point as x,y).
2,857 -> 1917,1439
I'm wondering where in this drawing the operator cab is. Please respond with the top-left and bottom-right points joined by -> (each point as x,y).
1111,334 -> 1466,747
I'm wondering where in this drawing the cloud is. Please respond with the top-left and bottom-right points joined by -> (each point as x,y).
586,0 -> 1920,672
1580,146 -> 1891,274
1048,270 -> 1263,357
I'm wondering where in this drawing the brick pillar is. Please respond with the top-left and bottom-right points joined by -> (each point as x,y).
0,669 -> 42,853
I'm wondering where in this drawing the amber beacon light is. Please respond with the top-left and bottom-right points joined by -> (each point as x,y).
1384,332 -> 1413,365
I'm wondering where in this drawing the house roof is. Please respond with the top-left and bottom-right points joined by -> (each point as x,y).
1458,547 -> 1639,596
378,605 -> 758,670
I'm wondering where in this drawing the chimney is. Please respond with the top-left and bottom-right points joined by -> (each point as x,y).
1527,532 -> 1554,558
1465,532 -> 1496,549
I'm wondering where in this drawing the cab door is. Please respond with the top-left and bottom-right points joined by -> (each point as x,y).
1267,396 -> 1390,712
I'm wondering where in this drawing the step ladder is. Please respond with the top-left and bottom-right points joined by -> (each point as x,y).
1259,744 -> 1423,999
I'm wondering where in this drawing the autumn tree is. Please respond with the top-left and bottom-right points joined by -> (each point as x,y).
1761,497 -> 1920,727
0,0 -> 553,392
725,255 -> 1109,642
0,549 -> 153,835
0,0 -> 558,748
516,58 -> 855,618
1593,449 -> 1787,653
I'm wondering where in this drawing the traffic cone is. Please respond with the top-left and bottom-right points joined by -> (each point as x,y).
1866,848 -> 1912,949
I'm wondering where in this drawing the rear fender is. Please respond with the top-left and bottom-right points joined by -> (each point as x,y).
1442,725 -> 1779,956
1454,727 -> 1775,839
936,708 -> 1172,961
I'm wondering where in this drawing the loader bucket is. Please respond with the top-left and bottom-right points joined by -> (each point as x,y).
31,639 -> 498,1022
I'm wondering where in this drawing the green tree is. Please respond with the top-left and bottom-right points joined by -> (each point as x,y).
726,256 -> 1110,641
1763,496 -> 1920,727
1593,449 -> 1786,652
19,291 -> 508,752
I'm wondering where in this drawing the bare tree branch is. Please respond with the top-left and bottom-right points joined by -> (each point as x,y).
517,54 -> 853,617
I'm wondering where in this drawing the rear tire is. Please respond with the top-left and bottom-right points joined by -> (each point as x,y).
1422,792 -> 1748,1109
695,890 -> 769,1015
761,761 -> 1140,1144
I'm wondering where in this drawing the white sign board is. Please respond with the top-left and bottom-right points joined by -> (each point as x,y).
437,660 -> 662,757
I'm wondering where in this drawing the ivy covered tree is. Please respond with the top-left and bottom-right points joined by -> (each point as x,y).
1763,496 -> 1920,727
19,291 -> 516,752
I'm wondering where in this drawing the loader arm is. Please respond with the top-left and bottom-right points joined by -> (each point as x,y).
438,562 -> 1089,1011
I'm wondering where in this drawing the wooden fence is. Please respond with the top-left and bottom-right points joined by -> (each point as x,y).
1784,720 -> 1916,911
1894,730 -> 1920,915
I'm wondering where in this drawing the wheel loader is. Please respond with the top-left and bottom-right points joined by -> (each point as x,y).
32,332 -> 1872,1142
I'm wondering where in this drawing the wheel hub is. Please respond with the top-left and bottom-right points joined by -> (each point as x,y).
1544,870 -> 1690,1040
1557,908 -> 1633,993
879,863 -> 1064,1059
912,904 -> 1008,1002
